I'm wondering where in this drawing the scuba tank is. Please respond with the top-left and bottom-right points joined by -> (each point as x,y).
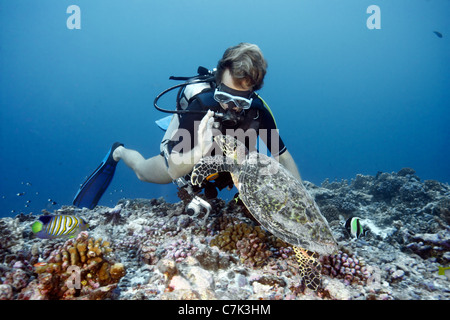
155,67 -> 218,188
153,66 -> 276,217
154,66 -> 216,120
175,67 -> 216,111
153,67 -> 219,222
154,66 -> 216,131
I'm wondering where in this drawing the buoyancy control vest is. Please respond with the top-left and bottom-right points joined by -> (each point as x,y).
154,67 -> 280,195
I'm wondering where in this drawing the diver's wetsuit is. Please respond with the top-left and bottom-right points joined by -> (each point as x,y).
167,89 -> 286,156
163,88 -> 287,197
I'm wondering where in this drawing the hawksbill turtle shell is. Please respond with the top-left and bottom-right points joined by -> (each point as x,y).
191,135 -> 338,256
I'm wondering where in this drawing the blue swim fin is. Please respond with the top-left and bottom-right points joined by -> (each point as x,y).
73,142 -> 123,209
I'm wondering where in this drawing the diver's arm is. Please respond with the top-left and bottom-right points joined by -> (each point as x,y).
167,111 -> 215,180
277,150 -> 302,182
167,147 -> 202,179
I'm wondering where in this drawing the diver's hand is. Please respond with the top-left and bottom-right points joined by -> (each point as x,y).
198,110 -> 214,157
167,110 -> 215,180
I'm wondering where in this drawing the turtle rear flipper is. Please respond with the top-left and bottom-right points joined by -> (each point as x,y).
191,156 -> 234,186
294,246 -> 322,291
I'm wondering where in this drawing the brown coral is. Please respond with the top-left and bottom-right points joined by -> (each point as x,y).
210,213 -> 240,233
210,223 -> 265,252
210,222 -> 273,267
20,232 -> 125,300
236,233 -> 273,267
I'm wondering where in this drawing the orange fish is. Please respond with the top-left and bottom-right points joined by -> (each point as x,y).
34,262 -> 48,267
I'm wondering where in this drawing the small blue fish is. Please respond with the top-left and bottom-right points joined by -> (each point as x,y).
31,215 -> 89,239
344,217 -> 369,239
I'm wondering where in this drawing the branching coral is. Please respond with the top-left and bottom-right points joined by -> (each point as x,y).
267,236 -> 293,259
19,232 -> 125,300
320,250 -> 372,286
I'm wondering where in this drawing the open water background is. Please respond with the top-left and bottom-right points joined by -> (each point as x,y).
1,0 -> 449,217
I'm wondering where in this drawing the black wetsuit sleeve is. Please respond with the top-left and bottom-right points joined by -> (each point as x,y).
258,105 -> 287,157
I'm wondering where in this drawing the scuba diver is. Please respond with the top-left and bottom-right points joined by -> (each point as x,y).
73,43 -> 301,210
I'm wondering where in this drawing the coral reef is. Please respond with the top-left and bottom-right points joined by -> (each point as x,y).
320,250 -> 373,285
103,204 -> 125,225
210,223 -> 265,252
165,239 -> 199,263
18,232 -> 126,300
236,233 -> 273,267
1,167 -> 449,300
405,229 -> 450,263
210,222 -> 274,267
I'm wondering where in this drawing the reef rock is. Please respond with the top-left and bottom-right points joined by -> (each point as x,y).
0,168 -> 449,300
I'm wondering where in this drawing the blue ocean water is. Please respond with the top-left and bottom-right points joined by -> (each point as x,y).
0,0 -> 449,218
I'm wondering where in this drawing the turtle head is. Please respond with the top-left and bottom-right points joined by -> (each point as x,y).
214,135 -> 248,164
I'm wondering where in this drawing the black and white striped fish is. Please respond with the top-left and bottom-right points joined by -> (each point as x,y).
31,215 -> 89,239
344,217 -> 369,239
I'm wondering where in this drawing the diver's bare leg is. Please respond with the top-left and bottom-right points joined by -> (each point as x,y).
113,146 -> 172,184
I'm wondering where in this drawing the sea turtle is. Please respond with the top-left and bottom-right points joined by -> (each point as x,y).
191,135 -> 338,256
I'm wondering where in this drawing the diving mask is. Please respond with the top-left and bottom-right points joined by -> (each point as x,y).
213,84 -> 253,111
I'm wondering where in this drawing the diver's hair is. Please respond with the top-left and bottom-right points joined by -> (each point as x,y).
216,43 -> 267,91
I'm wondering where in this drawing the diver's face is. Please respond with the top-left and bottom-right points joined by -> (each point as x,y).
219,69 -> 253,111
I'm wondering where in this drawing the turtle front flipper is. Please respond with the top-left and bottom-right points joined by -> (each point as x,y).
191,156 -> 234,186
214,135 -> 248,164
